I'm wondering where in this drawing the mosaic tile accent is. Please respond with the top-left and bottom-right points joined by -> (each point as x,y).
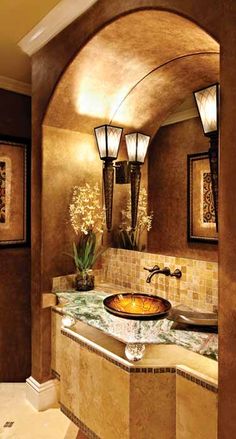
61,327 -> 177,372
100,248 -> 218,312
61,327 -> 132,372
177,368 -> 218,393
61,403 -> 99,439
60,329 -> 217,393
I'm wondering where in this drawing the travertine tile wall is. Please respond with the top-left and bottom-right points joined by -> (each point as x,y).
101,248 -> 218,312
52,248 -> 218,312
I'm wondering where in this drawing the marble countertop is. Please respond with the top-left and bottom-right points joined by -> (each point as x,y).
54,289 -> 218,361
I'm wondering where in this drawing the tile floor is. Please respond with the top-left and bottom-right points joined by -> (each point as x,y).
0,383 -> 84,439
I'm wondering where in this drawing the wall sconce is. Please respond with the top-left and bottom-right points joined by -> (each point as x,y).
125,132 -> 150,230
94,124 -> 123,230
193,83 -> 219,229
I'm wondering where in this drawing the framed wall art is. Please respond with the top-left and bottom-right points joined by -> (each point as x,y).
0,135 -> 30,247
187,152 -> 218,243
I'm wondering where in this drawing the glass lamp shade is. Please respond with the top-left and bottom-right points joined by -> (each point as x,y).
94,124 -> 123,160
125,132 -> 150,164
194,83 -> 219,136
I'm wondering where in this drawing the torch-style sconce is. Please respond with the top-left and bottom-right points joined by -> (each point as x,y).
125,132 -> 150,230
94,124 -> 123,231
193,83 -> 219,230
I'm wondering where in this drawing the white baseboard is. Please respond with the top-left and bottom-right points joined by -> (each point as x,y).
26,376 -> 59,411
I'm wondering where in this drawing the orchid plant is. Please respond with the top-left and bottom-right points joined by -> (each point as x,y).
118,187 -> 153,251
68,183 -> 105,273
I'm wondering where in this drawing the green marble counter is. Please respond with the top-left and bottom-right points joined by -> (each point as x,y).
54,290 -> 218,361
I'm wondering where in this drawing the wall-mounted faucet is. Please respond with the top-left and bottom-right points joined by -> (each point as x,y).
144,265 -> 182,283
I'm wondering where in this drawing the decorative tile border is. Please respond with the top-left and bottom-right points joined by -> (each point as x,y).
61,403 -> 100,439
61,328 -> 218,393
61,327 -> 132,372
61,328 -> 176,374
176,368 -> 218,393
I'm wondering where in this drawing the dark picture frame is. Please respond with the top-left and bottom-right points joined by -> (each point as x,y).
0,134 -> 30,248
187,152 -> 218,244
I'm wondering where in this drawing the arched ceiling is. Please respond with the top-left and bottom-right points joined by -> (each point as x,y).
44,9 -> 219,137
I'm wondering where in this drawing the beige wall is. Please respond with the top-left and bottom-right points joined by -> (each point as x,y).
148,117 -> 218,262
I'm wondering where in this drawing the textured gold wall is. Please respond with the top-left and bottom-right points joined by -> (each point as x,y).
42,125 -> 102,289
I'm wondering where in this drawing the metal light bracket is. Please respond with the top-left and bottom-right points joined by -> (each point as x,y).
115,161 -> 131,184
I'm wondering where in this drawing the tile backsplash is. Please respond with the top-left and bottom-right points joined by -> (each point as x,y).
52,248 -> 218,312
101,249 -> 218,311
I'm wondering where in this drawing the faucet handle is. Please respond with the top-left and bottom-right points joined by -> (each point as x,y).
170,269 -> 182,279
143,265 -> 160,272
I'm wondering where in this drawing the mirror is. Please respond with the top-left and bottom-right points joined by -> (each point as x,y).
110,95 -> 218,262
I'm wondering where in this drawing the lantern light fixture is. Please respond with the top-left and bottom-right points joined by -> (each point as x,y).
194,84 -> 219,136
125,132 -> 151,230
125,132 -> 150,164
193,83 -> 219,229
94,124 -> 123,231
94,124 -> 123,161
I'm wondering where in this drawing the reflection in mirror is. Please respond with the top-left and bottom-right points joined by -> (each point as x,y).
111,95 -> 218,262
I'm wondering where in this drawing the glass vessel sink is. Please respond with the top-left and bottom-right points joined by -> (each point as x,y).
103,293 -> 171,320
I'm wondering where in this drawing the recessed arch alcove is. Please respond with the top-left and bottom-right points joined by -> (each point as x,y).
31,2 -> 236,436
44,10 -> 219,134
41,9 -> 219,282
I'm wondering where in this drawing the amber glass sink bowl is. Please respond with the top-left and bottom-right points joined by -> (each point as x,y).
103,293 -> 171,320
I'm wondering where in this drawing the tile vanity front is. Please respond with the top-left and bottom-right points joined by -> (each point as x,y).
51,287 -> 218,439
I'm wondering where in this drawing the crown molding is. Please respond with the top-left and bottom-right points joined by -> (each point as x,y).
18,0 -> 97,56
0,76 -> 31,96
161,106 -> 198,127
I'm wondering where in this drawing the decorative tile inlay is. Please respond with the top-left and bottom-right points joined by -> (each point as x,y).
61,327 -> 178,373
61,403 -> 100,439
177,369 -> 218,393
61,327 -> 131,372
